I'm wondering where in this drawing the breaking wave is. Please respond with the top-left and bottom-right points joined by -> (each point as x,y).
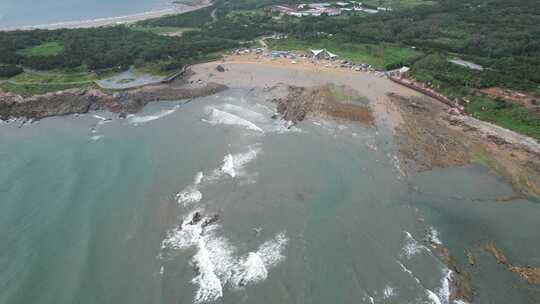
221,146 -> 260,178
89,135 -> 103,141
204,107 -> 264,133
401,231 -> 429,259
176,172 -> 204,206
161,210 -> 288,303
427,227 -> 443,246
129,105 -> 179,124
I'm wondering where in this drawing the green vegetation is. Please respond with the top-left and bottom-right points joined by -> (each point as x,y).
0,70 -> 99,95
129,25 -> 198,36
0,80 -> 96,95
0,26 -> 238,71
139,6 -> 215,28
360,0 -> 435,9
465,96 -> 540,141
268,38 -> 423,69
0,64 -> 23,78
17,42 -> 65,57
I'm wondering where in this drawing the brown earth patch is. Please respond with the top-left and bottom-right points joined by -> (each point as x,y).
387,93 -> 472,171
480,87 -> 540,116
273,85 -> 374,125
388,92 -> 540,197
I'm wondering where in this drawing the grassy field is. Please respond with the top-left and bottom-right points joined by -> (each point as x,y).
465,96 -> 540,141
1,71 -> 99,95
17,42 -> 64,57
267,38 -> 423,69
361,0 -> 436,9
129,25 -> 199,36
0,81 -> 96,96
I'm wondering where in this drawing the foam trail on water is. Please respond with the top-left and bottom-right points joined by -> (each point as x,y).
130,105 -> 179,124
204,107 -> 264,133
397,261 -> 421,284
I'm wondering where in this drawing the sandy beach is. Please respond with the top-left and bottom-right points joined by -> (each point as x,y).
0,0 -> 211,31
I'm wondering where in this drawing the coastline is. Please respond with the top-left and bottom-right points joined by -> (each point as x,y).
1,55 -> 539,197
0,0 -> 211,31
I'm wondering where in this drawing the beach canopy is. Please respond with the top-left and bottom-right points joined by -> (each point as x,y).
326,50 -> 338,58
310,49 -> 338,58
310,49 -> 325,56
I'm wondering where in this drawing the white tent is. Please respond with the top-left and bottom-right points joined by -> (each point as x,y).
310,49 -> 338,59
326,50 -> 338,58
310,49 -> 325,56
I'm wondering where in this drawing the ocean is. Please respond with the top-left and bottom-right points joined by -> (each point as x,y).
0,0 -> 173,28
1,89 -> 539,304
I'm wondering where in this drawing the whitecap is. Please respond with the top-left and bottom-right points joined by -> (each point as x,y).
221,103 -> 267,121
176,189 -> 202,206
427,227 -> 443,246
221,146 -> 260,178
204,107 -> 264,132
130,105 -> 179,124
426,289 -> 443,304
383,285 -> 396,299
436,268 -> 452,304
401,231 -> 428,259
176,172 -> 205,206
90,135 -> 103,141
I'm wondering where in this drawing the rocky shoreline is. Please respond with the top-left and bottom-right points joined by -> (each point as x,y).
0,76 -> 227,122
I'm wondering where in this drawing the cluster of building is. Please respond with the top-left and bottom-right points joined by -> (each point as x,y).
271,2 -> 392,17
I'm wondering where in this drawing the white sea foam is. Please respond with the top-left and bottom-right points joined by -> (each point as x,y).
90,135 -> 103,141
204,107 -> 264,132
221,103 -> 267,121
402,231 -> 428,259
177,189 -> 203,206
383,285 -> 396,299
130,105 -> 179,124
437,268 -> 452,304
176,172 -> 205,206
427,227 -> 443,246
426,289 -> 443,304
397,261 -> 421,284
194,171 -> 204,185
161,210 -> 287,303
221,146 -> 260,178
93,114 -> 108,121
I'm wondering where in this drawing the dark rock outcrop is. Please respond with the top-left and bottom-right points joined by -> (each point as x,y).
0,81 -> 227,121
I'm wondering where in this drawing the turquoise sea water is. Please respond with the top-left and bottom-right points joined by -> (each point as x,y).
0,0 -> 172,28
1,90 -> 539,304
